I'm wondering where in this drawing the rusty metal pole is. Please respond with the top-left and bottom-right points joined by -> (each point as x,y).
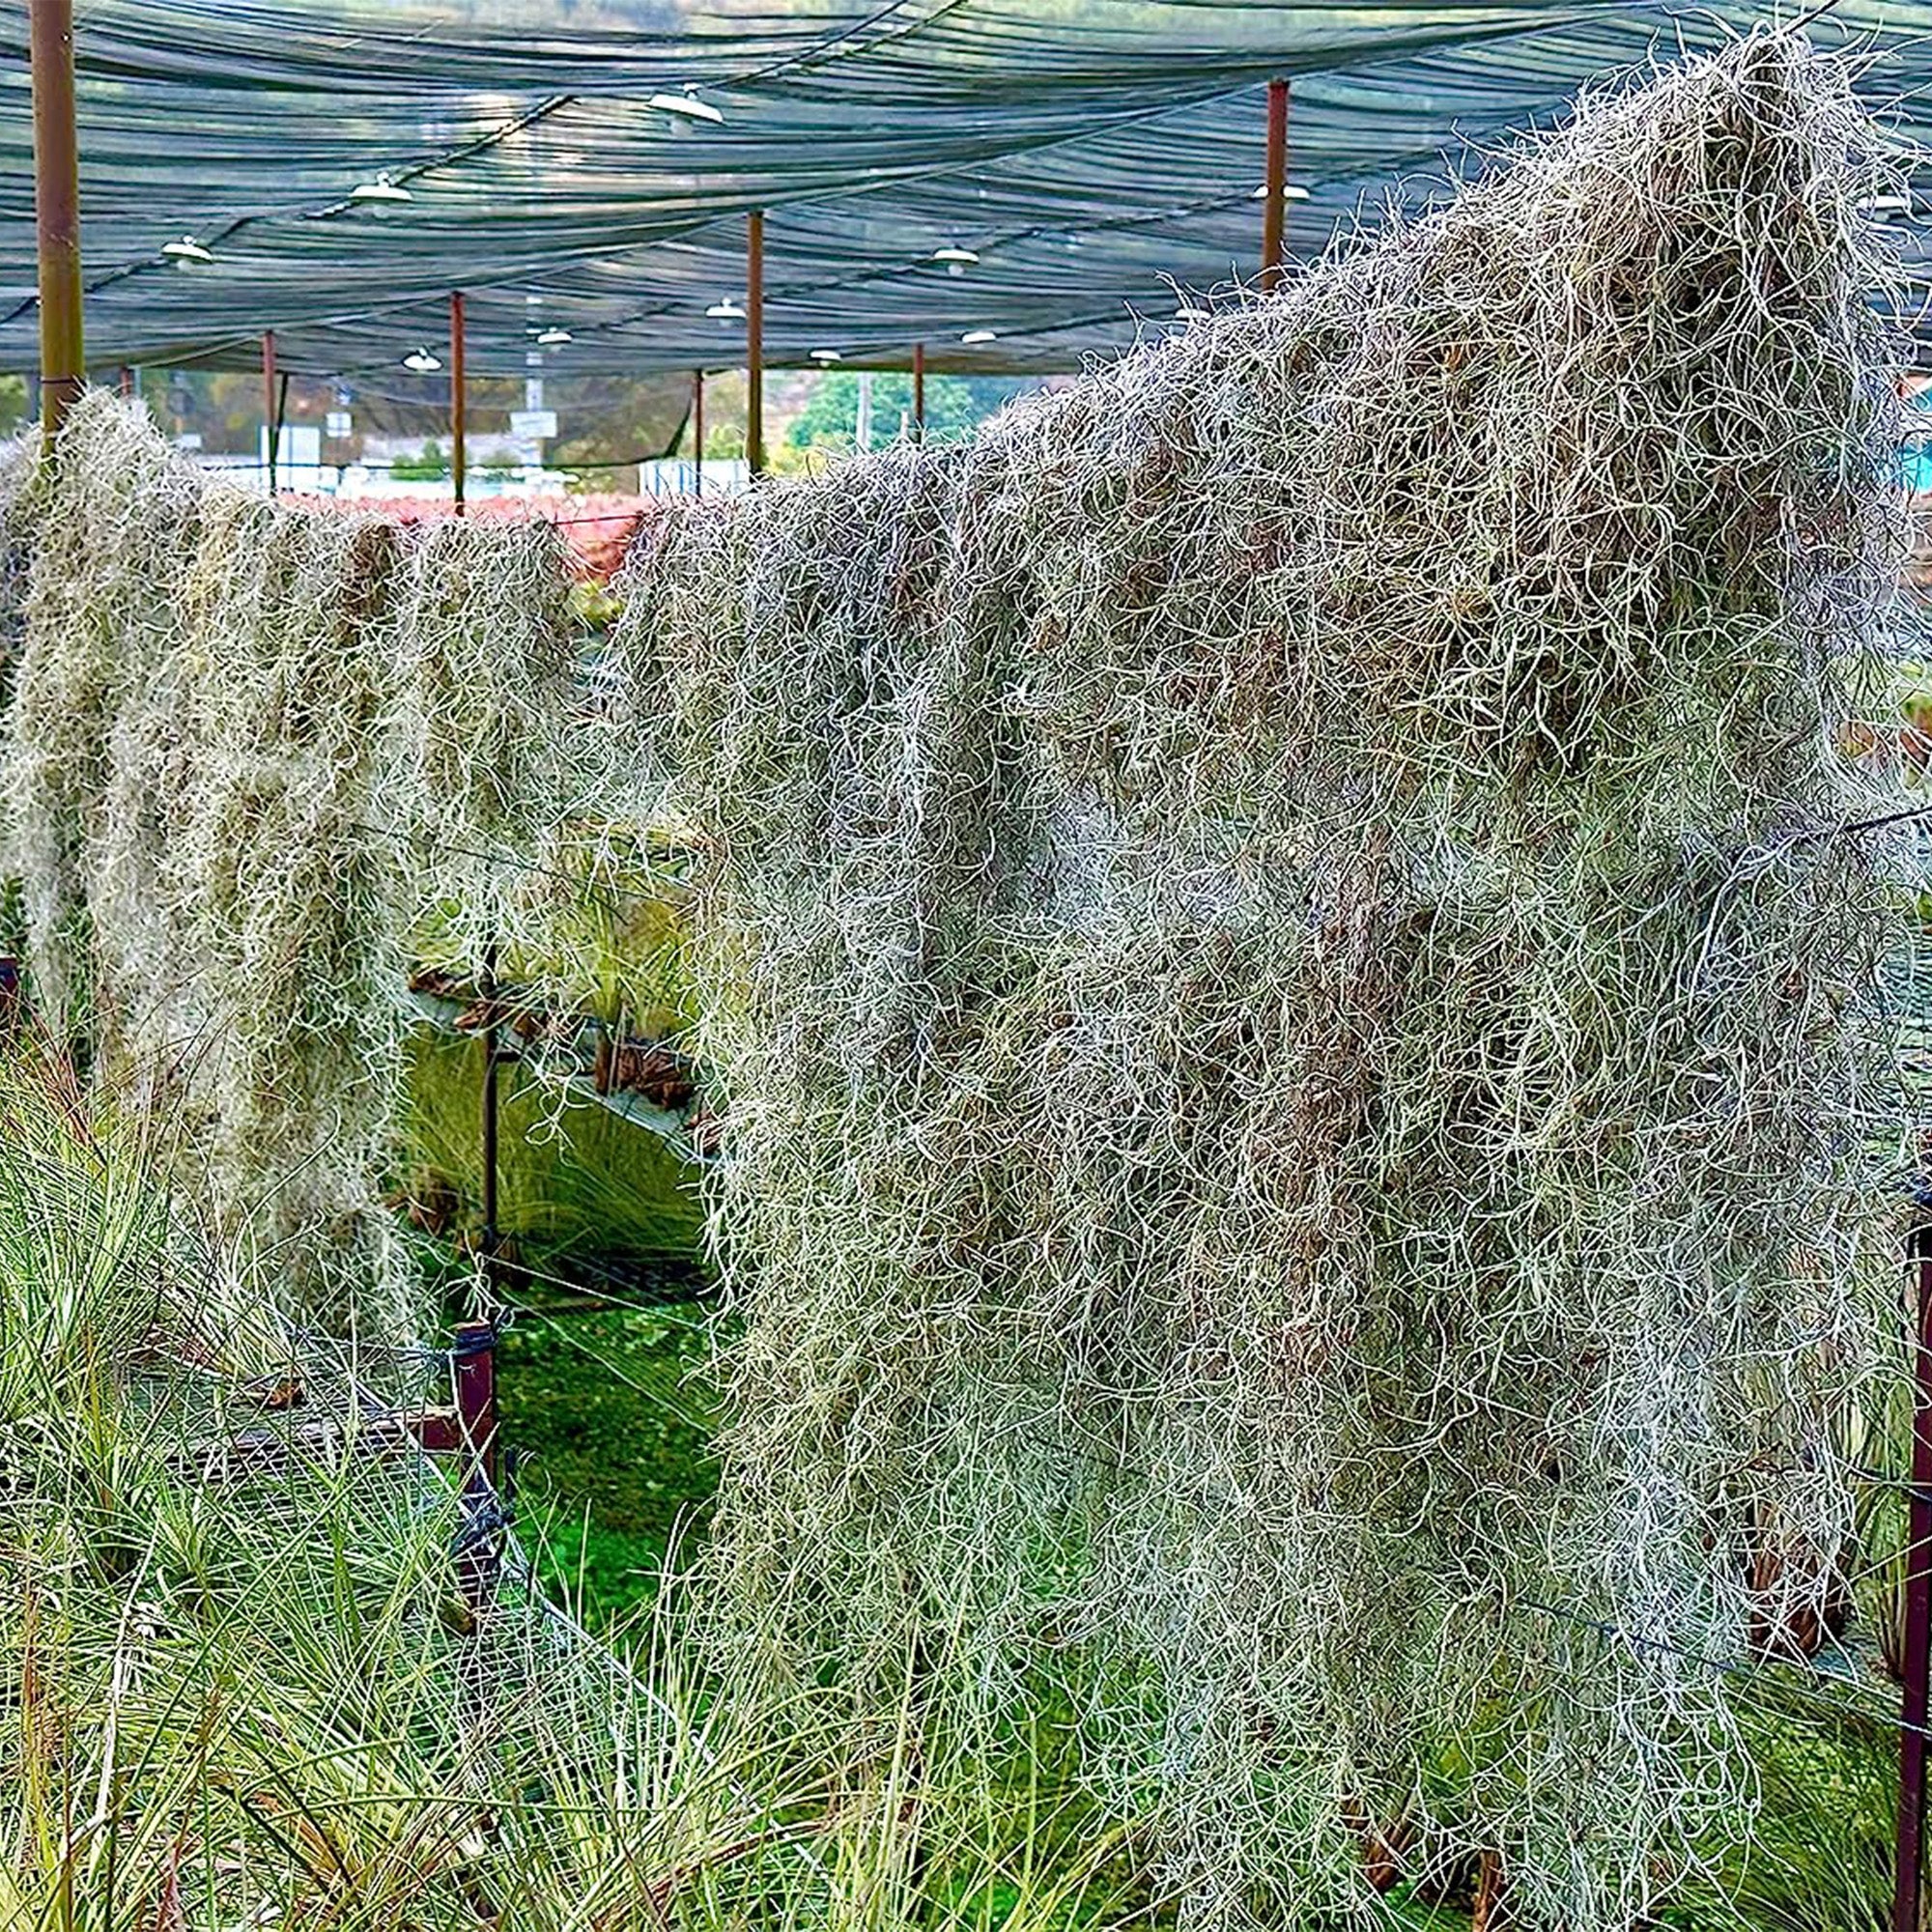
1471,1852 -> 1506,1932
262,330 -> 277,495
692,367 -> 705,497
913,342 -> 926,441
450,1329 -> 498,1646
450,291 -> 468,516
747,210 -> 765,477
1261,77 -> 1291,295
1895,1202 -> 1932,1932
29,0 -> 84,452
454,1321 -> 499,1511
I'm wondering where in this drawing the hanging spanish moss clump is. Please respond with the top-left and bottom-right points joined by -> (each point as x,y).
5,397 -> 583,1341
382,514 -> 582,966
627,35 -> 1912,1929
10,404 -> 205,1039
0,434 -> 38,704
8,403 -> 419,1336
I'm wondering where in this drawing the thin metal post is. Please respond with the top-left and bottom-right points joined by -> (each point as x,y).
262,330 -> 277,495
1261,77 -> 1291,294
747,210 -> 765,477
29,0 -> 84,451
451,1319 -> 500,1654
453,1321 -> 499,1502
450,291 -> 468,515
1896,1206 -> 1932,1932
692,367 -> 705,497
913,342 -> 926,441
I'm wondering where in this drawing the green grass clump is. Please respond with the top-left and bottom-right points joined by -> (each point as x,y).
0,1035 -> 1160,1930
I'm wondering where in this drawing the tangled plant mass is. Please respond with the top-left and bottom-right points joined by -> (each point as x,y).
0,27 -> 1918,1930
622,32 -> 1915,1929
4,401 -> 603,1341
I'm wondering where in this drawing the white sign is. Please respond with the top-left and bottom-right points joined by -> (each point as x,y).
511,409 -> 558,440
326,411 -> 353,439
175,432 -> 203,451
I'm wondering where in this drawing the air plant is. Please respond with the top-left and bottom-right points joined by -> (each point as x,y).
619,35 -> 1917,1932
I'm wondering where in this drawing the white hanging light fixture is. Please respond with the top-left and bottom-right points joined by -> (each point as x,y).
402,348 -> 443,373
535,327 -> 573,346
161,236 -> 214,264
650,86 -> 724,126
932,243 -> 980,278
810,347 -> 843,362
706,297 -> 746,321
960,328 -> 997,345
1251,183 -> 1311,201
351,176 -> 413,205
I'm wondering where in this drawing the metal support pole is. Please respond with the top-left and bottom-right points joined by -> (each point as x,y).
262,331 -> 278,495
913,342 -> 926,441
451,1320 -> 500,1661
117,365 -> 132,400
1896,1203 -> 1932,1932
29,0 -> 84,451
692,368 -> 705,497
747,210 -> 765,477
450,291 -> 468,516
1261,77 -> 1291,295
453,1321 -> 499,1505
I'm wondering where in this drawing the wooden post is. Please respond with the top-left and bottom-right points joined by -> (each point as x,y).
913,342 -> 926,441
692,367 -> 705,497
28,0 -> 84,450
262,330 -> 277,495
1895,1203 -> 1932,1932
1261,77 -> 1291,295
450,291 -> 468,516
117,364 -> 132,400
747,210 -> 765,477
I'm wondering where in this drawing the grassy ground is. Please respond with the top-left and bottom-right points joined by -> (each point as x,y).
500,1301 -> 720,1627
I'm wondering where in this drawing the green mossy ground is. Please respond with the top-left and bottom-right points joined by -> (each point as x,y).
501,1304 -> 719,1627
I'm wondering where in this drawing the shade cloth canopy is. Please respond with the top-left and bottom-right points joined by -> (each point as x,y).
1,1 -> 1927,381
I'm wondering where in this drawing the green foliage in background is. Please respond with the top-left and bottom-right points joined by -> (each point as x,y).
781,370 -> 1040,460
391,437 -> 452,480
402,1026 -> 704,1256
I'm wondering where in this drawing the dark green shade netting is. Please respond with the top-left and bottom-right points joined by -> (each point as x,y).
1,1 -> 1927,380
